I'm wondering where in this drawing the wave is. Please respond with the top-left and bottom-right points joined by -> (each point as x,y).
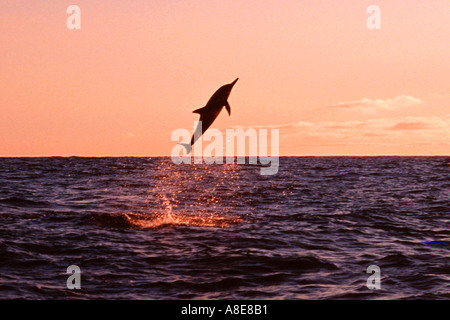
0,196 -> 49,207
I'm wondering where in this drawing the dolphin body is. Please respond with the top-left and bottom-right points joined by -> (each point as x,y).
181,78 -> 238,154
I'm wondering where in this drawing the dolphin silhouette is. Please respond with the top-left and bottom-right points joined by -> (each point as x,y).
181,78 -> 238,154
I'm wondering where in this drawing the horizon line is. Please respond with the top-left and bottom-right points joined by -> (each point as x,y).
1,154 -> 449,158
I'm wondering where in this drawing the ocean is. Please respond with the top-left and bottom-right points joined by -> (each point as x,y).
0,157 -> 448,299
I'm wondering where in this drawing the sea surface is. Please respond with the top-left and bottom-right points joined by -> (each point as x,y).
0,157 -> 449,299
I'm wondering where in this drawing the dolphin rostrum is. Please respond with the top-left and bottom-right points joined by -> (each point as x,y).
181,78 -> 238,154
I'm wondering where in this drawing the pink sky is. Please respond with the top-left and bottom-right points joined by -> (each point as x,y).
1,0 -> 449,156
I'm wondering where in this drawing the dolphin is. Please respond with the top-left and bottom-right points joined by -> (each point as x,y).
181,78 -> 238,154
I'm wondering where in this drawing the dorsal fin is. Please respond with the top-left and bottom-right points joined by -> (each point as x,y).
193,106 -> 207,114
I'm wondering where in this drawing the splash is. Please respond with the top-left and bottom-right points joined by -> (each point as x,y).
122,211 -> 242,229
124,192 -> 244,229
123,159 -> 244,229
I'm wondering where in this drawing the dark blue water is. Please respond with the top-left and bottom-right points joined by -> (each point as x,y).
0,157 -> 448,299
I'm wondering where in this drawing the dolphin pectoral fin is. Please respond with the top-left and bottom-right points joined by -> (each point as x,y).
225,101 -> 231,116
193,106 -> 207,114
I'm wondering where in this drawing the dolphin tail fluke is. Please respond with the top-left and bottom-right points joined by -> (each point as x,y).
178,143 -> 192,154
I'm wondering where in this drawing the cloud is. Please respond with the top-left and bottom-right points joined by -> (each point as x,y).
235,115 -> 450,153
391,122 -> 430,131
328,95 -> 425,114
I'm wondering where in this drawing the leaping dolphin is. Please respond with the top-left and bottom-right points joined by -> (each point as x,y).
181,78 -> 238,154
